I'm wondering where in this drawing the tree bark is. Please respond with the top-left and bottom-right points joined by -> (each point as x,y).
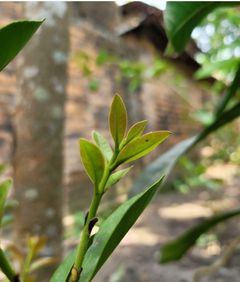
14,2 -> 69,280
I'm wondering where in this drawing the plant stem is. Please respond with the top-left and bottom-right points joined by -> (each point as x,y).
70,171 -> 112,282
69,147 -> 120,282
21,247 -> 34,282
73,192 -> 102,273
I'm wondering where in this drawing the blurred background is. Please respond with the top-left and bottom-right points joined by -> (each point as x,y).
0,1 -> 240,282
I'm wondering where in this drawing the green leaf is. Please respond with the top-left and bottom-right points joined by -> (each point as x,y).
160,208 -> 240,263
0,179 -> 12,224
105,167 -> 132,190
50,249 -> 76,282
79,139 -> 105,186
164,2 -> 236,53
0,248 -> 16,281
215,61 -> 240,117
195,58 -> 240,80
109,95 -> 127,148
79,177 -> 163,282
0,20 -> 43,71
120,120 -> 147,148
92,131 -> 113,161
116,131 -> 171,166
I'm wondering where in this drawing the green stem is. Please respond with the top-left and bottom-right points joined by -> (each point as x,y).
73,192 -> 102,273
70,165 -> 113,281
69,144 -> 122,281
215,62 -> 240,117
0,248 -> 18,281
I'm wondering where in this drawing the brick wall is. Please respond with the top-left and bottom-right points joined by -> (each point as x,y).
0,2 -> 207,214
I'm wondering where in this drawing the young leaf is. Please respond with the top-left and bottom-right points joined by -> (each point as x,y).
105,167 -> 132,190
160,208 -> 240,263
0,179 -> 12,224
30,257 -> 58,273
79,177 -> 164,282
0,20 -> 43,71
116,131 -> 171,166
92,131 -> 113,161
79,139 -> 105,186
109,95 -> 127,148
120,120 -> 147,148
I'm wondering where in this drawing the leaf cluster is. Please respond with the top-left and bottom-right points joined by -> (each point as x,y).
79,94 -> 170,193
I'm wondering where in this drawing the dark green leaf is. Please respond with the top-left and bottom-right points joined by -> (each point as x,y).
79,139 -> 105,186
79,177 -> 163,282
105,166 -> 132,190
215,61 -> 240,117
164,2 -> 236,53
0,179 -> 12,224
116,131 -> 171,166
160,208 -> 240,263
92,131 -> 113,161
120,120 -> 147,148
0,248 -> 16,281
50,249 -> 76,282
0,20 -> 42,71
109,95 -> 127,148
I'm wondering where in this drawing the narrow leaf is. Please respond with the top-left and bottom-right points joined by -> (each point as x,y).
92,131 -> 113,161
109,95 -> 127,148
116,131 -> 171,166
160,208 -> 240,263
50,249 -> 76,282
0,179 -> 12,224
50,235 -> 95,282
0,248 -> 16,281
215,61 -> 240,117
79,139 -> 105,186
30,257 -> 57,273
0,20 -> 43,71
120,120 -> 147,148
105,167 -> 132,190
79,177 -> 164,282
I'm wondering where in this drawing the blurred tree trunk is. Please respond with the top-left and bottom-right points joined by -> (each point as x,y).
14,3 -> 69,280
